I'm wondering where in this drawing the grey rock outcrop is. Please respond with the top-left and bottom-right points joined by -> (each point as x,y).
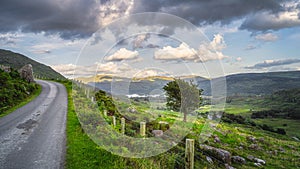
18,64 -> 34,83
199,144 -> 231,164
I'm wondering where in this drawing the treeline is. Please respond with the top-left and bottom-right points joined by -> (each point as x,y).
0,68 -> 39,114
221,112 -> 286,135
251,88 -> 300,119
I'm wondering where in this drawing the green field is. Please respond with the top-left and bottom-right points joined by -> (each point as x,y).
63,82 -> 300,168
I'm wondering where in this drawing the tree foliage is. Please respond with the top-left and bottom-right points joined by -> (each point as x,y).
163,79 -> 203,121
0,69 -> 38,114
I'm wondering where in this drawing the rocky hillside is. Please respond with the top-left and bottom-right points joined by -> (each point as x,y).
0,49 -> 65,80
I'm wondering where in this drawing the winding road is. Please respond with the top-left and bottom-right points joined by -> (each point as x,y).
0,80 -> 67,169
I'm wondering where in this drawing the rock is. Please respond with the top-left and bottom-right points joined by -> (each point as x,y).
292,137 -> 300,141
249,144 -> 261,150
206,156 -> 213,164
254,158 -> 266,165
246,136 -> 256,143
258,137 -> 265,143
247,155 -> 255,161
224,163 -> 235,169
278,146 -> 285,152
213,135 -> 221,143
199,144 -> 231,164
272,150 -> 278,156
232,156 -> 246,164
0,65 -> 11,72
18,64 -> 34,83
152,130 -> 163,137
254,162 -> 263,167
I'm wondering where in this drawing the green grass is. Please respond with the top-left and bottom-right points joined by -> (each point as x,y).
0,84 -> 41,118
64,82 -> 300,168
254,118 -> 300,138
63,81 -> 172,169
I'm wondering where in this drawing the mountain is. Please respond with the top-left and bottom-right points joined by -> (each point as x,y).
0,49 -> 66,80
78,71 -> 300,96
224,71 -> 300,96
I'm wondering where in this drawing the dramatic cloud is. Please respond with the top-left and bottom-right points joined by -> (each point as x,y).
255,33 -> 278,42
241,1 -> 300,31
1,0 -> 298,39
105,48 -> 139,61
0,0 -> 134,39
245,59 -> 300,69
154,34 -> 228,62
132,0 -> 282,25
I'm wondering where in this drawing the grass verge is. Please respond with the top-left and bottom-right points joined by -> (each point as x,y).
0,84 -> 42,118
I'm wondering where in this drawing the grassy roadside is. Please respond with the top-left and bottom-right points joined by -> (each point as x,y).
0,84 -> 42,118
63,81 -> 176,169
63,81 -> 126,169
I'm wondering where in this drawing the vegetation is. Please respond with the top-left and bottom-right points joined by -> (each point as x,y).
163,79 -> 203,121
0,49 -> 65,80
0,68 -> 40,115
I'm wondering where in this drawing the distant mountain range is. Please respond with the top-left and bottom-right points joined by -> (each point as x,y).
0,49 -> 65,80
78,71 -> 300,96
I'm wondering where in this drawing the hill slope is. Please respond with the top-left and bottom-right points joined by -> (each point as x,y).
0,49 -> 65,80
79,71 -> 300,96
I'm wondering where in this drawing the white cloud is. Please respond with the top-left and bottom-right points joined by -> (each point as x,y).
154,34 -> 228,62
210,34 -> 226,50
105,48 -> 139,61
255,33 -> 278,42
154,42 -> 198,61
236,57 -> 242,62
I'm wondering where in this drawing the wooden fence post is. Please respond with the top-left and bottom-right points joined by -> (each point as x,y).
112,116 -> 116,127
185,139 -> 195,169
121,117 -> 125,134
103,110 -> 107,117
140,122 -> 146,137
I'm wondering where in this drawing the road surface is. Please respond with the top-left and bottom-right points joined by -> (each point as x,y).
0,80 -> 67,169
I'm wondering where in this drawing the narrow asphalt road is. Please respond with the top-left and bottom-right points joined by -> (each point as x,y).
0,80 -> 67,169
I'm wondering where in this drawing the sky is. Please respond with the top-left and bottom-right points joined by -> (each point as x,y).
1,0 -> 300,78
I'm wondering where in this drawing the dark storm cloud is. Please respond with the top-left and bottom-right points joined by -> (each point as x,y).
245,59 -> 300,69
132,0 -> 283,25
0,0 -> 298,39
0,0 -> 102,39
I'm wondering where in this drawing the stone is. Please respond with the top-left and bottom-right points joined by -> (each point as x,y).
254,158 -> 266,165
246,136 -> 256,143
206,156 -> 213,164
213,135 -> 221,143
152,130 -> 163,137
254,163 -> 263,167
278,146 -> 285,152
232,156 -> 246,164
18,64 -> 34,83
224,163 -> 235,169
199,144 -> 231,164
247,155 -> 255,161
249,144 -> 261,150
292,137 -> 299,141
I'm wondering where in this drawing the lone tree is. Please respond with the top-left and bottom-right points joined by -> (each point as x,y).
163,79 -> 203,122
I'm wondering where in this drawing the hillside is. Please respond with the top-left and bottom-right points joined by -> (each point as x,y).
0,69 -> 40,114
0,49 -> 66,80
78,71 -> 300,96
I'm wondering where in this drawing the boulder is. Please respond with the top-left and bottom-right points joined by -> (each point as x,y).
232,156 -> 246,164
213,135 -> 221,143
18,64 -> 34,83
200,144 -> 231,164
152,130 -> 163,137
